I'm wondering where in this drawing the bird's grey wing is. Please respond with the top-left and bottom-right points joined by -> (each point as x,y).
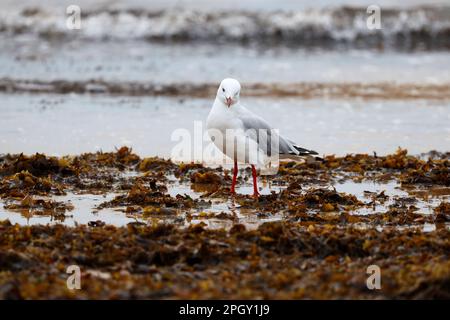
239,114 -> 298,156
238,106 -> 319,156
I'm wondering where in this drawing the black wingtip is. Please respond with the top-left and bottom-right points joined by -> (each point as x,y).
294,146 -> 318,156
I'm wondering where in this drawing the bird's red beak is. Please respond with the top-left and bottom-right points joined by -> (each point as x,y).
226,97 -> 233,107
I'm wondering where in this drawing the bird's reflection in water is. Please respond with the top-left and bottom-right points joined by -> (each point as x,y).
227,197 -> 238,220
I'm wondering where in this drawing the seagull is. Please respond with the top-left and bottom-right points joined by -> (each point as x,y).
206,78 -> 318,197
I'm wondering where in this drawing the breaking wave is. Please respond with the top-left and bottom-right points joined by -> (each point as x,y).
0,6 -> 450,49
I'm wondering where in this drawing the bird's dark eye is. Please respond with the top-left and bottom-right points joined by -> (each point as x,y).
222,88 -> 225,92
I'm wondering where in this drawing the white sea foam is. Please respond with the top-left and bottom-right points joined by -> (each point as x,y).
0,7 -> 449,49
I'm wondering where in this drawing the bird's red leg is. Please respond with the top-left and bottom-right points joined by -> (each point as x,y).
230,160 -> 238,194
251,165 -> 260,198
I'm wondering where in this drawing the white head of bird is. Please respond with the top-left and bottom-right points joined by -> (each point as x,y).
217,78 -> 241,108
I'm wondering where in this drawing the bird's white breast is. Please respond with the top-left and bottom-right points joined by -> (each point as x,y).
206,99 -> 243,133
207,99 -> 265,165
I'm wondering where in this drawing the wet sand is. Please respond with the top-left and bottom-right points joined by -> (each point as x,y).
0,94 -> 449,158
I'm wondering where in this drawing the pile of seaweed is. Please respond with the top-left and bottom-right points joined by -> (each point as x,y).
0,147 -> 448,224
0,220 -> 448,299
0,147 -> 448,299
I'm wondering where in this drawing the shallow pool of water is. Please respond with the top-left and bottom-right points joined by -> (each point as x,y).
0,171 -> 447,229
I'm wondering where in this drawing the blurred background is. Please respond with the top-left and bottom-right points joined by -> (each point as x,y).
0,0 -> 449,158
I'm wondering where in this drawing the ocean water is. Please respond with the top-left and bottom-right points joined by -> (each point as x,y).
1,39 -> 449,84
0,0 -> 449,158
